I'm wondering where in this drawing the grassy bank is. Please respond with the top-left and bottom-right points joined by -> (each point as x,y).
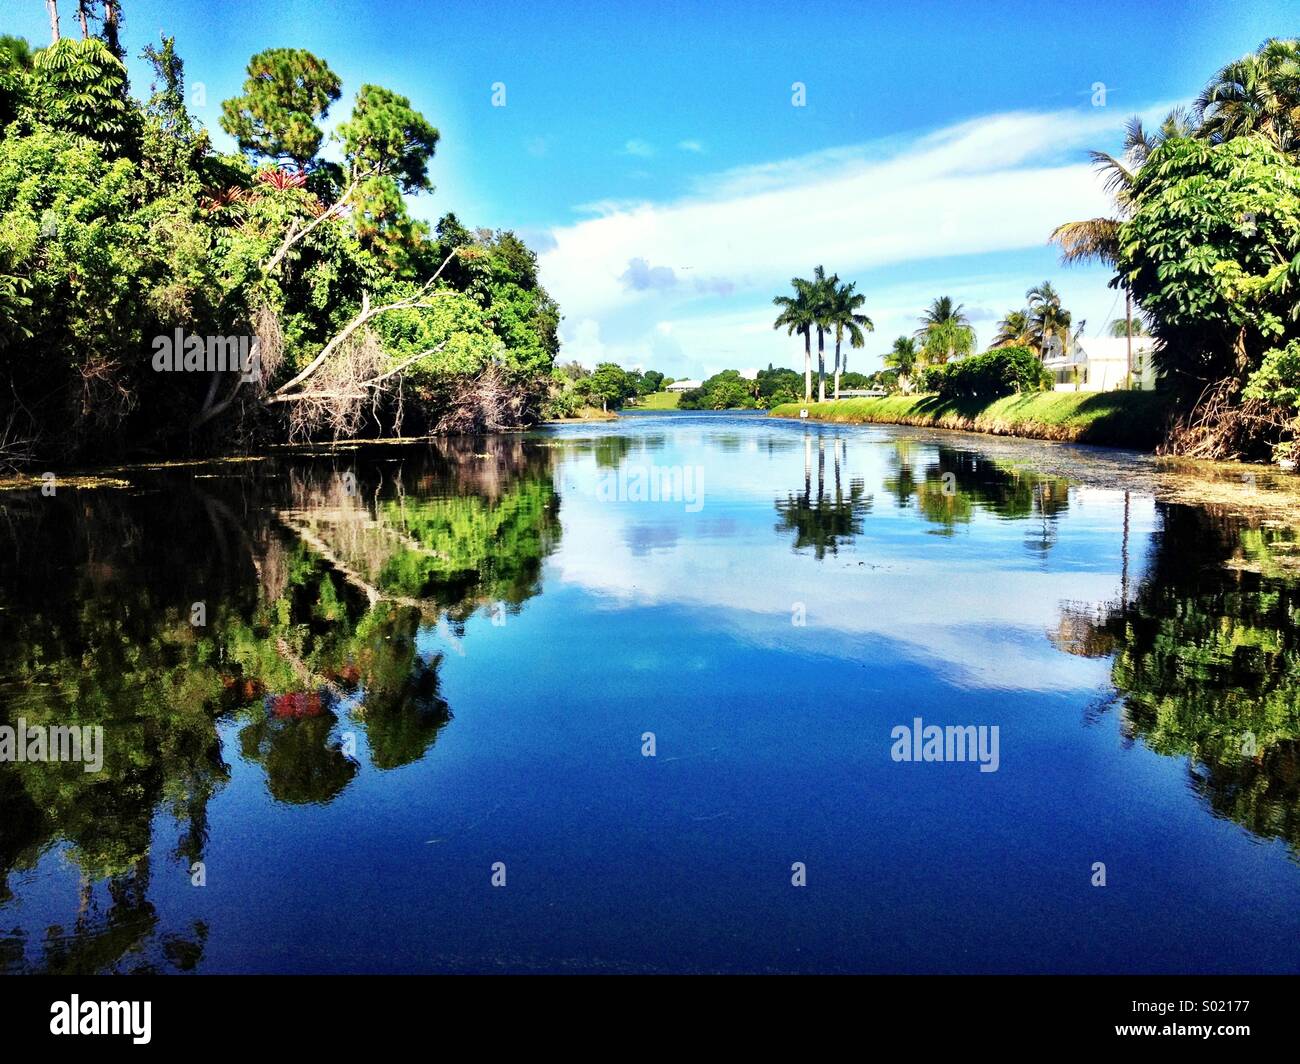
544,406 -> 619,423
635,391 -> 682,410
769,391 -> 1172,449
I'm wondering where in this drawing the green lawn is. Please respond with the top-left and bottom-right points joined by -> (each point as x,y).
636,391 -> 681,410
769,390 -> 1173,450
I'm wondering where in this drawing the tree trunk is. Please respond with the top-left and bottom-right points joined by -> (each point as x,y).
833,332 -> 842,400
1124,289 -> 1133,390
47,0 -> 61,43
77,0 -> 89,37
803,331 -> 812,402
103,0 -> 121,58
817,328 -> 826,403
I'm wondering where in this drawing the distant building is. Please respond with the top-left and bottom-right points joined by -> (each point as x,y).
1043,336 -> 1157,392
666,379 -> 702,392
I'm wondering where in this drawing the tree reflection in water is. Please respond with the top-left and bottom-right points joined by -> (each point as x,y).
1053,504 -> 1300,856
0,437 -> 560,972
775,433 -> 873,558
883,439 -> 1070,545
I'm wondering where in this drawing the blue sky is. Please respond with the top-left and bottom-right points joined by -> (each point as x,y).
5,0 -> 1295,377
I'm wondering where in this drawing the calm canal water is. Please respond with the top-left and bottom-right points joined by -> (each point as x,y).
1,411 -> 1298,973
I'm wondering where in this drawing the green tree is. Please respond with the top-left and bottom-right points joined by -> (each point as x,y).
993,309 -> 1034,348
772,273 -> 818,401
578,362 -> 637,411
1195,37 -> 1300,158
810,265 -> 836,402
338,83 -> 439,193
1116,136 -> 1300,427
29,36 -> 134,155
884,337 -> 918,391
1051,110 -> 1192,383
220,48 -> 342,167
0,35 -> 33,128
827,278 -> 873,399
1107,315 -> 1149,338
1026,282 -> 1073,361
914,296 -> 975,365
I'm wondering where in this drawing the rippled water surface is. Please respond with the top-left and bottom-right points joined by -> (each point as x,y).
1,411 -> 1298,973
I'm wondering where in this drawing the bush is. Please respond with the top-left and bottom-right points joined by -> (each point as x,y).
921,346 -> 1050,401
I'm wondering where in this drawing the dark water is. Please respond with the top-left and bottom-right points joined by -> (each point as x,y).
1,411 -> 1298,974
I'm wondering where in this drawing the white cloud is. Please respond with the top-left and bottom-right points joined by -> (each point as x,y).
543,105 -> 1173,375
622,138 -> 655,157
677,139 -> 705,153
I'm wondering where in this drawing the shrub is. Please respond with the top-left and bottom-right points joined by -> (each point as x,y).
921,346 -> 1050,401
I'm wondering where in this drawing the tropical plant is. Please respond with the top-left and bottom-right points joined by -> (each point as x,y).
993,309 -> 1035,348
809,265 -> 837,401
1108,316 -> 1149,338
1195,37 -> 1300,158
884,336 -> 918,391
827,278 -> 873,399
1026,282 -> 1073,360
1116,135 -> 1300,455
1051,108 -> 1195,379
914,296 -> 975,365
29,36 -> 134,154
773,274 -> 818,401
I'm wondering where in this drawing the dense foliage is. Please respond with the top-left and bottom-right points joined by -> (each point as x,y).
917,346 -> 1051,401
1054,37 -> 1300,459
0,19 -> 559,466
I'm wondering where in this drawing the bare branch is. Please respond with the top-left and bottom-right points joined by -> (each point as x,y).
271,250 -> 460,398
260,163 -> 383,277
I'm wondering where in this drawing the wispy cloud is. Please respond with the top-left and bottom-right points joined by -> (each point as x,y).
622,138 -> 655,157
677,139 -> 705,153
544,104 -> 1172,374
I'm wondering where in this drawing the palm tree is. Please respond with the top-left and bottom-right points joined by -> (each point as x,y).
1026,282 -> 1072,360
914,296 -> 975,365
1195,37 -> 1300,157
810,265 -> 837,403
827,279 -> 873,399
1108,316 -> 1149,338
884,336 -> 918,392
993,310 -> 1035,348
1050,109 -> 1194,384
773,276 -> 817,401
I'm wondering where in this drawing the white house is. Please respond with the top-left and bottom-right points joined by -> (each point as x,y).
666,379 -> 703,392
1043,336 -> 1157,392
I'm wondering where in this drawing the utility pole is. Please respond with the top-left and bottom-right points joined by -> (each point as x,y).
1124,289 -> 1134,390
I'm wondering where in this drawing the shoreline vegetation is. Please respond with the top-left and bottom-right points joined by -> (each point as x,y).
1,20 -> 1298,473
0,19 -> 563,472
769,391 -> 1171,450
